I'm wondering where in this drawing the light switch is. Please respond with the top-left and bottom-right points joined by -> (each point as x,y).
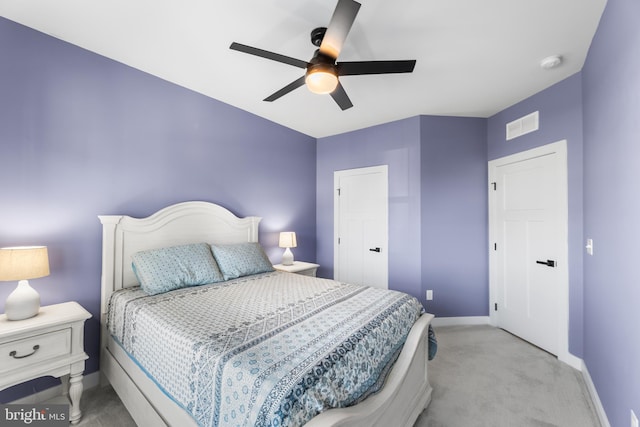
586,239 -> 594,256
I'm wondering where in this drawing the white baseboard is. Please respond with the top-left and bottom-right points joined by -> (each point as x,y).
10,371 -> 101,404
431,316 -> 490,327
559,351 -> 583,371
581,361 -> 611,427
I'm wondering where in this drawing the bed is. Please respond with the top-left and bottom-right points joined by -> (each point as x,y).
99,201 -> 433,427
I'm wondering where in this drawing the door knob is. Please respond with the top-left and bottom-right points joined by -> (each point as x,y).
536,259 -> 556,267
369,247 -> 381,253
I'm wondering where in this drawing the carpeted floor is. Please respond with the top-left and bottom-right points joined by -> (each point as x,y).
74,385 -> 136,427
415,325 -> 601,427
75,325 -> 601,426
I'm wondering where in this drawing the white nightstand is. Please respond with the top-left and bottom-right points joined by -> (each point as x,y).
0,302 -> 91,424
273,261 -> 320,277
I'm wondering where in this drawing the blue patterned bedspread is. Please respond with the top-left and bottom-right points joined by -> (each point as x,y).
108,271 -> 423,427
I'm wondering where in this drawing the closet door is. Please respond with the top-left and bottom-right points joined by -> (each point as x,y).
334,165 -> 388,289
489,141 -> 568,357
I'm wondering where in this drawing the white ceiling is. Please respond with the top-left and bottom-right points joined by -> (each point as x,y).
0,0 -> 607,138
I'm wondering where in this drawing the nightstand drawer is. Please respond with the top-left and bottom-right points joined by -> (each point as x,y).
0,328 -> 71,373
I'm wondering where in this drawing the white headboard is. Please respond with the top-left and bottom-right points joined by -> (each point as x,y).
98,201 -> 261,319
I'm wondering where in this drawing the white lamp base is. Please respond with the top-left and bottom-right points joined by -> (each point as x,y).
5,279 -> 41,320
282,248 -> 294,266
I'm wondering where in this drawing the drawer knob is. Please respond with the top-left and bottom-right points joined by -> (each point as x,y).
9,344 -> 40,359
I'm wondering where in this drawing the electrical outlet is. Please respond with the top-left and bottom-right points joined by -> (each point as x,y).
426,290 -> 433,301
631,409 -> 638,427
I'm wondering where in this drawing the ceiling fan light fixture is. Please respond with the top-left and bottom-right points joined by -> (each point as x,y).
230,0 -> 415,109
305,64 -> 339,94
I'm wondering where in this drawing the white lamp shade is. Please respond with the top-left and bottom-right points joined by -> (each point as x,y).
0,246 -> 50,281
278,232 -> 297,248
0,246 -> 49,320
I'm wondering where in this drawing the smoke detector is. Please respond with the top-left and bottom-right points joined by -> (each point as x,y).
540,55 -> 563,70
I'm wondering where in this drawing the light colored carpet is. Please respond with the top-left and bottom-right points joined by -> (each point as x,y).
75,325 -> 601,426
75,385 -> 136,427
415,324 -> 601,427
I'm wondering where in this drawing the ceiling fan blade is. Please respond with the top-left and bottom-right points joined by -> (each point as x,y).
230,42 -> 308,69
337,60 -> 416,76
319,0 -> 361,59
330,81 -> 353,110
264,76 -> 307,102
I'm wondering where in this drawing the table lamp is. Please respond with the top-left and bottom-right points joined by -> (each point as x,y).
278,232 -> 297,266
0,246 -> 50,320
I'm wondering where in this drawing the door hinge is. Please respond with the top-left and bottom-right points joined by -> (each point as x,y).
337,188 -> 341,196
491,182 -> 497,190
494,243 -> 497,251
494,303 -> 498,311
338,237 -> 341,244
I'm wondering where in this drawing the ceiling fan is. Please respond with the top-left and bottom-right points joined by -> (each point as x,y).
229,0 -> 416,110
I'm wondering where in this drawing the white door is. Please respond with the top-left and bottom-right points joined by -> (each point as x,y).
334,165 -> 388,289
489,141 -> 568,357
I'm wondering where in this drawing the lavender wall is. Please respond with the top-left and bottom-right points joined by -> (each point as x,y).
0,17 -> 316,402
316,115 -> 488,314
420,116 -> 488,317
316,117 -> 423,300
487,73 -> 585,358
582,0 -> 640,425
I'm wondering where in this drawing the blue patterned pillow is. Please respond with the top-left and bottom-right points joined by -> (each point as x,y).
210,242 -> 274,281
132,243 -> 224,295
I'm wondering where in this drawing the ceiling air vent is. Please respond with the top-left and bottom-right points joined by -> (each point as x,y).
506,111 -> 539,141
